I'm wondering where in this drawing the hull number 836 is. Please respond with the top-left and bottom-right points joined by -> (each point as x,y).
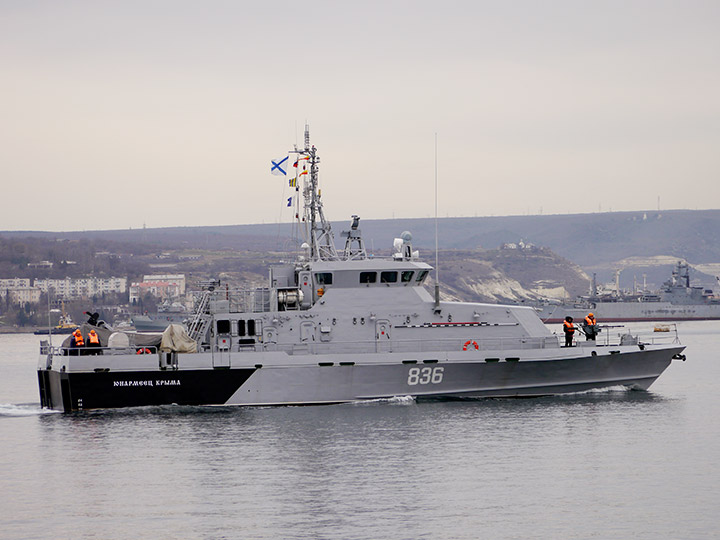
407,366 -> 444,386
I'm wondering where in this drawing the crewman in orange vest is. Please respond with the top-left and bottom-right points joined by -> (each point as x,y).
70,328 -> 84,355
87,328 -> 102,354
562,316 -> 575,347
583,312 -> 598,341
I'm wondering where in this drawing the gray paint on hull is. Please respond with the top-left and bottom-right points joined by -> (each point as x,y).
224,346 -> 680,405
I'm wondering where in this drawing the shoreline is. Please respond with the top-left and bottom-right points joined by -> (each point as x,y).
0,327 -> 41,334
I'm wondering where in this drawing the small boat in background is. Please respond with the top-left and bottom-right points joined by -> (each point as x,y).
34,305 -> 76,335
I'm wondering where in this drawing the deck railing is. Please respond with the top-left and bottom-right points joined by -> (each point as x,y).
191,287 -> 291,314
41,345 -> 159,356
254,335 -> 561,356
40,329 -> 679,358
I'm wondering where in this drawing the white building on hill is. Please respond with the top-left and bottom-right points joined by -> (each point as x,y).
129,274 -> 186,303
34,277 -> 127,299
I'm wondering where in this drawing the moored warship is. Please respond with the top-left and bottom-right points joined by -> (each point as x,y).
37,127 -> 686,412
131,306 -> 188,332
535,262 -> 720,323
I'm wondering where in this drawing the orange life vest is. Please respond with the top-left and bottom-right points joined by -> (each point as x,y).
88,331 -> 100,345
563,321 -> 575,334
585,315 -> 596,326
73,331 -> 84,346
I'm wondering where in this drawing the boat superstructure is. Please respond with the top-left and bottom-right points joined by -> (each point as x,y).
37,127 -> 685,411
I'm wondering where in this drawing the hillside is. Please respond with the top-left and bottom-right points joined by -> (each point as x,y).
4,208 -> 720,293
433,247 -> 589,303
0,239 -> 589,332
6,208 -> 720,262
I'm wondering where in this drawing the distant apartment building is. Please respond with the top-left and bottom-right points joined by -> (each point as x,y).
1,278 -> 40,306
143,274 -> 186,294
0,278 -> 31,289
129,274 -> 185,303
0,286 -> 42,306
34,277 -> 127,299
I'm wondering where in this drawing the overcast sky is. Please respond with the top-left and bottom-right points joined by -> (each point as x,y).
1,1 -> 719,232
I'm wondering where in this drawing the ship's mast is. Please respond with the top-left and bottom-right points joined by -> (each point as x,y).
295,125 -> 339,261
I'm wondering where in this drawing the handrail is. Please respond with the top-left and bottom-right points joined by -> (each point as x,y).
190,287 -> 294,314
41,332 -> 679,357
261,336 -> 561,356
43,345 -> 159,356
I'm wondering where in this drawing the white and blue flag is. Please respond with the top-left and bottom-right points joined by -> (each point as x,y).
271,156 -> 289,176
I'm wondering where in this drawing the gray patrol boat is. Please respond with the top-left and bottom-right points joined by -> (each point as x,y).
37,128 -> 686,411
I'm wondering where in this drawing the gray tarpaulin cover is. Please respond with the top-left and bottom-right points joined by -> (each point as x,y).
160,324 -> 197,353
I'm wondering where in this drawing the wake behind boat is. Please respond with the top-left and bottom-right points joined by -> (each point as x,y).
37,127 -> 686,412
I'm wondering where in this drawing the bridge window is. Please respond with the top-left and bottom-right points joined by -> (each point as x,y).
216,320 -> 231,334
315,272 -> 333,285
360,272 -> 377,284
401,271 -> 414,283
237,319 -> 259,339
416,270 -> 429,283
381,271 -> 398,283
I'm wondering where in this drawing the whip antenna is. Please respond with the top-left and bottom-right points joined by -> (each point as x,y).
434,132 -> 441,312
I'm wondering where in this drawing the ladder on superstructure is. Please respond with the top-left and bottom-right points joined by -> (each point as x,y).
187,291 -> 212,343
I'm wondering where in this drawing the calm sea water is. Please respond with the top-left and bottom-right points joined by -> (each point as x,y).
1,322 -> 719,540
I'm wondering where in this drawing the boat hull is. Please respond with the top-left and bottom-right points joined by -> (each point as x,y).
37,345 -> 684,411
38,368 -> 255,411
34,327 -> 76,335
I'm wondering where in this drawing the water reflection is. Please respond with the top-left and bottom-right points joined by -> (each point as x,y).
13,382 -> 704,540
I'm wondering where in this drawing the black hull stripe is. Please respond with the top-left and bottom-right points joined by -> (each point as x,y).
44,369 -> 255,411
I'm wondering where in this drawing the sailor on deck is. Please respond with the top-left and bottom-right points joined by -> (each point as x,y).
583,312 -> 599,341
563,316 -> 575,347
70,328 -> 85,355
87,328 -> 102,355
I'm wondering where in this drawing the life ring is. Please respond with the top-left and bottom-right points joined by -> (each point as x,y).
463,340 -> 479,351
136,348 -> 152,355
